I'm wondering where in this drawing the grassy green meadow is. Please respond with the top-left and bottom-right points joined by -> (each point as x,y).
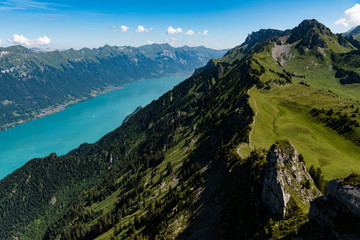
239,84 -> 360,179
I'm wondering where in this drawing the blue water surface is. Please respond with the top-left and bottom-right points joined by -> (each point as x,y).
0,76 -> 186,180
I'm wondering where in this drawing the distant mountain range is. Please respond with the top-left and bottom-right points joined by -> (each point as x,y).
343,25 -> 360,40
0,19 -> 360,239
0,44 -> 227,131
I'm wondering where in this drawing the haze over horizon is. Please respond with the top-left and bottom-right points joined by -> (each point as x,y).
1,0 -> 360,50
1,1 -> 360,239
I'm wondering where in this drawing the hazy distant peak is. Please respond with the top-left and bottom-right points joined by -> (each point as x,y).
344,25 -> 360,37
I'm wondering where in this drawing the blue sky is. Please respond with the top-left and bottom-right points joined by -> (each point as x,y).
0,0 -> 359,50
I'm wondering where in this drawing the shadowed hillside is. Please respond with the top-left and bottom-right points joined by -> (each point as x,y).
0,19 -> 360,240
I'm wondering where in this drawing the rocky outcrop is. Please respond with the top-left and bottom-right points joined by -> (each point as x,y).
308,177 -> 360,238
217,141 -> 359,239
219,28 -> 291,64
327,179 -> 360,218
288,19 -> 331,50
260,141 -> 321,219
217,141 -> 322,239
243,29 -> 290,50
272,41 -> 293,66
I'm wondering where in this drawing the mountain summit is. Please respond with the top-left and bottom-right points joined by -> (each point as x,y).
287,19 -> 333,49
0,19 -> 360,239
293,19 -> 331,33
221,28 -> 289,63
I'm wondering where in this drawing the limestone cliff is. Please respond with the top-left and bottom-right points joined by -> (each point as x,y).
260,141 -> 321,219
217,140 -> 322,239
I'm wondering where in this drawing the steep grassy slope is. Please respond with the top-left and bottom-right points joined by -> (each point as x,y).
44,20 -> 360,239
0,48 -> 257,239
238,85 -> 360,179
1,19 -> 360,240
0,44 -> 226,131
237,20 -> 360,180
251,20 -> 360,101
48,56 -> 260,239
37,20 -> 360,238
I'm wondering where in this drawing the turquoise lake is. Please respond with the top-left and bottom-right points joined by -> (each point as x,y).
0,76 -> 186,180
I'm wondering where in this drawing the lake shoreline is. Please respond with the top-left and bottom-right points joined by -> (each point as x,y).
0,76 -> 187,180
1,73 -> 192,132
0,85 -> 124,133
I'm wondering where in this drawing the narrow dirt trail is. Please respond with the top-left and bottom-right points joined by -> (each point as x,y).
237,87 -> 258,158
236,143 -> 247,157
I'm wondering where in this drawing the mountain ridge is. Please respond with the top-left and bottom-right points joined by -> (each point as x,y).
220,28 -> 290,63
0,44 -> 227,131
343,25 -> 360,38
0,19 -> 360,239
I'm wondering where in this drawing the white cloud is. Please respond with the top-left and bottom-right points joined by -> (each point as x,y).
167,26 -> 183,34
119,25 -> 130,32
8,34 -> 51,46
0,39 -> 2,46
112,25 -> 129,32
165,37 -> 177,47
198,30 -> 209,36
147,40 -> 154,45
185,30 -> 195,36
335,4 -> 360,27
166,27 -> 207,36
135,25 -> 151,33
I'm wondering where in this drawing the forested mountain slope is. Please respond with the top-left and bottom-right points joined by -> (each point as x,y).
0,44 -> 226,131
0,19 -> 360,240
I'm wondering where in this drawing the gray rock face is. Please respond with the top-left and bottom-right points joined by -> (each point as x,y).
308,179 -> 360,237
261,142 -> 321,219
327,180 -> 360,218
287,19 -> 331,49
243,29 -> 290,49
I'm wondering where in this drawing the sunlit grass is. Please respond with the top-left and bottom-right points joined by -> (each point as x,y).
244,85 -> 360,180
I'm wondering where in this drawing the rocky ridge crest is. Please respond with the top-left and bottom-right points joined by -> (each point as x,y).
259,141 -> 321,219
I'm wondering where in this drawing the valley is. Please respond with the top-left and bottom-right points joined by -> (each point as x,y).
0,19 -> 360,240
0,44 -> 226,131
0,76 -> 185,180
